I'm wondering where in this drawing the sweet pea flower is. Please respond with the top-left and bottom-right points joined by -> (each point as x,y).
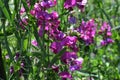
64,0 -> 87,11
41,0 -> 57,8
59,72 -> 72,80
100,38 -> 114,46
99,22 -> 112,37
99,22 -> 114,46
10,66 -> 14,74
50,42 -> 63,53
31,40 -> 38,47
69,57 -> 83,71
61,51 -> 77,64
77,19 -> 97,45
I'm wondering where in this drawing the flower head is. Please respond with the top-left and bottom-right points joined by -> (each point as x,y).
59,72 -> 72,80
31,40 -> 38,47
77,19 -> 97,44
61,51 -> 77,64
64,0 -> 87,11
50,42 -> 63,53
99,22 -> 112,37
10,66 -> 14,74
69,57 -> 83,71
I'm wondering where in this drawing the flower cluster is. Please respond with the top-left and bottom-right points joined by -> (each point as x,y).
50,36 -> 78,53
29,1 -> 82,79
64,0 -> 87,11
77,19 -> 97,45
30,2 -> 60,38
61,51 -> 83,71
18,0 -> 114,80
59,72 -> 72,80
40,0 -> 57,8
99,22 -> 114,46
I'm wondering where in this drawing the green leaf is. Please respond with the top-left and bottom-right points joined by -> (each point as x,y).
0,0 -> 11,21
21,0 -> 29,13
49,47 -> 66,66
23,39 -> 28,51
74,71 -> 98,78
112,26 -> 120,31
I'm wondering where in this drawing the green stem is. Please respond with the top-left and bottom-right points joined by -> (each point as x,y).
0,43 -> 7,80
2,21 -> 13,60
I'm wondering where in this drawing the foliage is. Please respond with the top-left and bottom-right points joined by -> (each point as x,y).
0,0 -> 120,80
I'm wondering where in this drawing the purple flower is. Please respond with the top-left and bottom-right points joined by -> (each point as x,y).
31,40 -> 38,47
30,9 -> 36,16
99,22 -> 112,37
5,54 -> 9,59
76,0 -> 87,12
55,31 -> 66,41
68,15 -> 77,24
61,36 -> 77,46
18,68 -> 24,76
74,57 -> 83,65
69,57 -> 83,71
10,66 -> 14,74
19,18 -> 28,30
77,19 -> 97,44
36,11 -> 60,38
64,0 -> 76,9
20,7 -> 25,15
34,3 -> 42,12
61,51 -> 77,64
69,65 -> 80,71
64,0 -> 87,11
99,22 -> 114,46
31,2 -> 60,39
51,11 -> 59,19
50,42 -> 63,53
21,61 -> 25,68
52,65 -> 59,73
14,52 -> 20,61
59,72 -> 72,80
40,0 -> 57,8
100,38 -> 114,46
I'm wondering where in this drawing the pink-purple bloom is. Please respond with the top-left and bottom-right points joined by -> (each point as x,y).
31,40 -> 38,47
41,0 -> 57,8
50,42 -> 63,53
21,61 -> 25,68
14,52 -> 20,61
20,7 -> 25,15
52,65 -> 59,73
68,15 -> 77,24
69,57 -> 83,71
99,22 -> 114,46
5,54 -> 10,59
50,36 -> 78,53
64,0 -> 87,11
19,18 -> 28,29
59,72 -> 72,80
77,19 -> 97,45
61,51 -> 77,64
99,22 -> 112,37
100,38 -> 114,46
10,66 -> 14,74
61,36 -> 77,46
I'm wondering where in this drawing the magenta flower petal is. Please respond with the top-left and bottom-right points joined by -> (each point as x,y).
61,51 -> 77,64
50,42 -> 63,53
59,72 -> 72,79
77,19 -> 97,44
31,40 -> 38,47
64,0 -> 76,9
